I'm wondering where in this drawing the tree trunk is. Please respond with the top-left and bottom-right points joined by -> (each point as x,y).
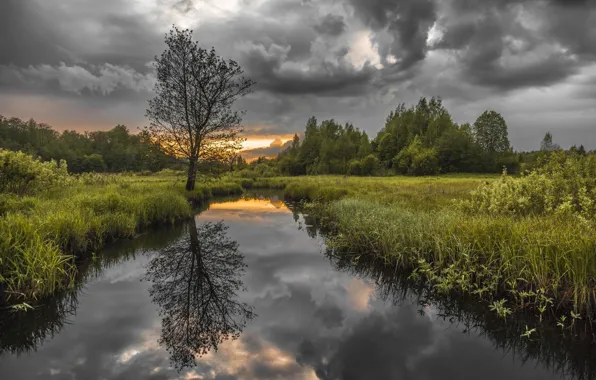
186,157 -> 198,191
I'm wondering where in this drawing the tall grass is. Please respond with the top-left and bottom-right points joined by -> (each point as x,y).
322,199 -> 596,316
241,166 -> 596,326
0,161 -> 250,302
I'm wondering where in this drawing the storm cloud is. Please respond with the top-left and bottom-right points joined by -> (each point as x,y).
0,0 -> 595,149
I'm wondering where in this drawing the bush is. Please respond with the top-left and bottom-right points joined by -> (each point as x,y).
464,152 -> 596,221
393,136 -> 440,176
361,155 -> 380,176
347,160 -> 362,176
0,150 -> 70,195
81,154 -> 106,173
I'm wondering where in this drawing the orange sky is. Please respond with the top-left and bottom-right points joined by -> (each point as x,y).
241,137 -> 293,151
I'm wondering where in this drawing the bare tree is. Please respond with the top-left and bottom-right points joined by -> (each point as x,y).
144,220 -> 255,371
146,27 -> 254,190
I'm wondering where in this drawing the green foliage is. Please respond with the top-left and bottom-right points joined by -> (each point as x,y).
361,155 -> 380,176
277,118 -> 372,176
393,136 -> 440,175
261,97 -> 521,178
0,116 -> 178,174
436,124 -> 482,173
347,160 -> 362,176
0,150 -> 70,195
464,152 -> 596,221
234,158 -> 280,178
81,154 -> 106,173
378,133 -> 397,167
473,110 -> 511,154
540,131 -> 560,152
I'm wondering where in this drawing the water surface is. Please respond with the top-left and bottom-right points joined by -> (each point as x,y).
0,194 -> 587,379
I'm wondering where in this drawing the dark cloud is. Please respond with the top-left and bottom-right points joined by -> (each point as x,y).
238,40 -> 377,96
0,0 -> 72,66
349,0 -> 437,70
0,0 -> 595,149
314,14 -> 347,36
433,0 -> 596,91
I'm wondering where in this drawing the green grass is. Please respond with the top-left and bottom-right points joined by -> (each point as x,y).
246,174 -> 596,326
250,174 -> 497,208
0,172 -> 246,302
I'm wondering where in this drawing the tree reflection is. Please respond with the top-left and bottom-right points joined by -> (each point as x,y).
145,219 -> 255,371
0,223 -> 185,356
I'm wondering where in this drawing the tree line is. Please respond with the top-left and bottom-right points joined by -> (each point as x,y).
242,97 -> 589,177
0,115 -> 179,173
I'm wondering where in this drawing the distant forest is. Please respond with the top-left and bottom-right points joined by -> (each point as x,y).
0,115 -> 179,173
1,97 -> 590,176
240,97 -> 590,177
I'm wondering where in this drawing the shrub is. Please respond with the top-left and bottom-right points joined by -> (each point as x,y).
0,150 -> 70,195
464,152 -> 596,221
393,136 -> 439,176
361,155 -> 380,176
81,154 -> 106,173
347,160 -> 362,176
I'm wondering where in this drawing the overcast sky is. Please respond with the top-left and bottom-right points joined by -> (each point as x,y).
0,0 -> 595,150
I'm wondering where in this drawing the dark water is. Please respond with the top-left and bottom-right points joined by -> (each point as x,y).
0,194 -> 591,379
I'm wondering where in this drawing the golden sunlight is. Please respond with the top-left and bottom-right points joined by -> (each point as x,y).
241,137 -> 293,151
208,199 -> 289,213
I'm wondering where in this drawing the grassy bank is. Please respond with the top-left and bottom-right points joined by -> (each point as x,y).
246,161 -> 596,326
5,147 -> 594,330
0,154 -> 244,303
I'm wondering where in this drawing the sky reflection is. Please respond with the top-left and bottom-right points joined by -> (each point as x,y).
0,196 -> 572,380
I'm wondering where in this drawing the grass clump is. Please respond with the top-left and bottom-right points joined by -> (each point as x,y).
0,216 -> 73,301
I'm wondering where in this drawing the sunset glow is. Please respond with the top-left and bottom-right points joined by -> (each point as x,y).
241,138 -> 293,151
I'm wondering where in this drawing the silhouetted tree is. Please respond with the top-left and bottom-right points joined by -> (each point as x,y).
146,27 -> 254,190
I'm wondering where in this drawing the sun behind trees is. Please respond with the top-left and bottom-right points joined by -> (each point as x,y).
146,27 -> 255,191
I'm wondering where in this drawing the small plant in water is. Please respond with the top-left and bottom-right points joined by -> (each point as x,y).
489,299 -> 512,319
557,315 -> 567,330
521,325 -> 536,339
10,302 -> 34,312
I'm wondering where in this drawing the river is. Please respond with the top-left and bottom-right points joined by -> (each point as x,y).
0,193 -> 588,379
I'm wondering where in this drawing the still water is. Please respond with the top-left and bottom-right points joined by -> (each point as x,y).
0,194 -> 589,379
